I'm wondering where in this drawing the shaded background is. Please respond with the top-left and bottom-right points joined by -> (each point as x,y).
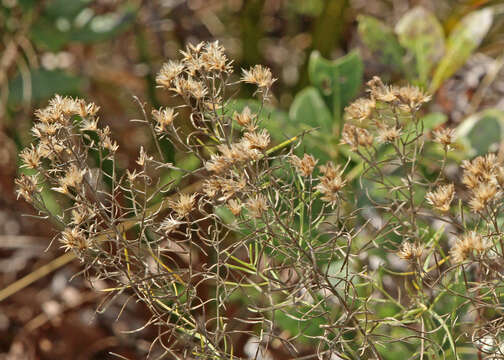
1,0 -> 504,359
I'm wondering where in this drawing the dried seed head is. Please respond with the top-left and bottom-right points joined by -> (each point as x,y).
341,124 -> 374,150
243,130 -> 270,151
156,60 -> 185,88
136,146 -> 153,167
60,227 -> 89,253
152,107 -> 177,133
345,98 -> 376,123
397,85 -> 431,109
433,127 -> 456,148
15,174 -> 40,202
172,76 -> 207,100
462,154 -> 499,189
158,215 -> 184,234
469,182 -> 499,212
227,199 -> 242,216
426,184 -> 455,212
376,125 -> 401,144
233,106 -> 254,128
290,154 -> 318,177
397,242 -> 423,261
315,162 -> 346,205
53,165 -> 86,194
200,41 -> 231,73
19,145 -> 42,169
203,177 -> 222,198
241,65 -> 276,89
80,117 -> 99,132
246,194 -> 268,218
451,232 -> 488,263
172,193 -> 197,218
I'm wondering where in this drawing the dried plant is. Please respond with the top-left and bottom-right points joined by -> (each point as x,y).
17,42 -> 504,359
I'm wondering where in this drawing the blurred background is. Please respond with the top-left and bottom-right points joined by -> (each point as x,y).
1,0 -> 504,359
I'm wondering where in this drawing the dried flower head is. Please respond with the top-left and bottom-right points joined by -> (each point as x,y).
53,165 -> 86,194
136,146 -> 153,167
241,65 -> 276,89
171,193 -> 197,218
243,130 -> 270,151
451,232 -> 488,263
200,41 -> 231,73
156,60 -> 185,88
227,199 -> 242,216
60,227 -> 89,253
233,106 -> 254,129
19,145 -> 42,169
341,124 -> 374,149
426,184 -> 455,212
290,154 -> 318,177
152,107 -> 177,133
397,242 -> 423,261
246,194 -> 268,218
316,162 -> 346,205
376,125 -> 401,144
345,98 -> 376,123
433,127 -> 456,148
158,215 -> 184,234
397,85 -> 431,109
15,174 -> 40,202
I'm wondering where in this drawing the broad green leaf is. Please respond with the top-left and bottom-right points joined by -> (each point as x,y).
289,86 -> 332,133
430,8 -> 493,93
395,6 -> 444,85
455,109 -> 504,157
308,51 -> 363,130
357,15 -> 405,71
420,112 -> 447,131
8,69 -> 86,107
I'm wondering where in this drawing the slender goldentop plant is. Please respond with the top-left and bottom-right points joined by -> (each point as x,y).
17,42 -> 504,359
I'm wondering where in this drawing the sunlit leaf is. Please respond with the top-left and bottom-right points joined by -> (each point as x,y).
430,8 -> 493,92
395,6 -> 445,85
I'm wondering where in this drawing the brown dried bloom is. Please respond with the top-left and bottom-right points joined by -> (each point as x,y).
19,145 -> 42,169
397,242 -> 423,260
158,215 -> 184,234
462,154 -> 498,189
15,174 -> 40,202
53,165 -> 86,194
241,65 -> 276,89
246,194 -> 268,218
451,232 -> 488,263
426,184 -> 455,212
290,154 -> 318,177
156,60 -> 185,88
227,199 -> 242,216
341,124 -> 374,150
367,77 -> 398,103
200,41 -> 231,73
152,107 -> 177,133
60,227 -> 89,253
136,146 -> 153,167
316,162 -> 346,205
469,182 -> 499,212
171,193 -> 197,218
376,125 -> 401,144
345,98 -> 376,123
243,130 -> 270,151
433,127 -> 456,148
172,76 -> 207,99
205,155 -> 230,174
233,106 -> 254,129
397,85 -> 431,109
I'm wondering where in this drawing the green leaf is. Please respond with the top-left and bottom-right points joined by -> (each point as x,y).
289,86 -> 332,133
308,51 -> 363,130
420,112 -> 447,131
395,6 -> 445,85
357,15 -> 405,71
8,69 -> 85,107
455,109 -> 504,157
430,8 -> 493,93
